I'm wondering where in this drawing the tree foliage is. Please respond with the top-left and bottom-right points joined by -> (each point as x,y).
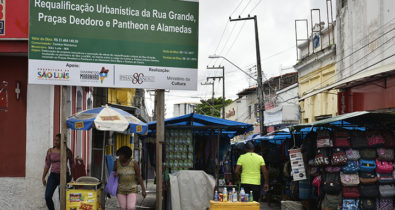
194,97 -> 233,118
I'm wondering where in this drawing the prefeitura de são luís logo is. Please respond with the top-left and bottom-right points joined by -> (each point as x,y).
99,67 -> 109,83
37,68 -> 70,80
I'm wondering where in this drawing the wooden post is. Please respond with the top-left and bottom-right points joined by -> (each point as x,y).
60,85 -> 68,210
155,89 -> 165,210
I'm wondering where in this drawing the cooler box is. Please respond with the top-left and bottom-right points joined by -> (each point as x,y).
66,177 -> 102,210
210,201 -> 260,210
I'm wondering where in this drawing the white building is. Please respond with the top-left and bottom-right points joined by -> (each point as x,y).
173,102 -> 199,117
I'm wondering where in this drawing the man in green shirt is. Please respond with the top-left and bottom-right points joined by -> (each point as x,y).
235,142 -> 269,202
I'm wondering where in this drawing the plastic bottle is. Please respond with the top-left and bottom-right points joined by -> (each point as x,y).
240,187 -> 246,202
223,188 -> 228,202
232,188 -> 238,202
249,191 -> 253,201
214,191 -> 218,201
228,190 -> 232,202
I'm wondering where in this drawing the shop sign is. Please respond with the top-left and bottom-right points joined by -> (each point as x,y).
288,148 -> 306,181
28,0 -> 199,90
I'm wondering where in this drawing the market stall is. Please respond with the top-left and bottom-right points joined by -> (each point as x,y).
286,111 -> 395,210
146,113 -> 254,209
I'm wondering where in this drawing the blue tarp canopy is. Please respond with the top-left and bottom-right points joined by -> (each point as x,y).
147,113 -> 254,139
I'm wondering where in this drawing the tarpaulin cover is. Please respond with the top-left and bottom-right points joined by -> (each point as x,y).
148,113 -> 253,139
169,170 -> 216,210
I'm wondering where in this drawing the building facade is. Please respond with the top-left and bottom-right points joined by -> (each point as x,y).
173,102 -> 199,117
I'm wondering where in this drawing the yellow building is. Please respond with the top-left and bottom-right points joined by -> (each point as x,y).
298,63 -> 338,123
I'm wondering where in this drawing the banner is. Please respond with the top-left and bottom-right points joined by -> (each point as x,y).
28,0 -> 198,90
288,148 -> 306,181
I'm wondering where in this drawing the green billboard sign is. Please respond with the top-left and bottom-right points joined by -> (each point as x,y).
29,0 -> 199,90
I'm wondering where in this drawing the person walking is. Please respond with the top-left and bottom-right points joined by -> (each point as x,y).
235,142 -> 269,202
113,146 -> 146,210
42,134 -> 74,210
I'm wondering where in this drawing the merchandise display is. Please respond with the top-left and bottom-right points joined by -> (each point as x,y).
165,129 -> 194,172
306,129 -> 395,209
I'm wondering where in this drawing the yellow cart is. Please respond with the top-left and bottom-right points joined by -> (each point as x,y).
210,200 -> 260,210
66,177 -> 103,210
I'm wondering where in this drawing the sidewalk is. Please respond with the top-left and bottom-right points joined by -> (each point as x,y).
105,179 -> 156,210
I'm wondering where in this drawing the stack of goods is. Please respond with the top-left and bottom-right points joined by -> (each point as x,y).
214,187 -> 253,202
308,129 -> 395,210
165,129 -> 194,172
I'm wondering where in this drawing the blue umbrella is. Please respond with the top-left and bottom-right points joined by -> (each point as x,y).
66,105 -> 148,135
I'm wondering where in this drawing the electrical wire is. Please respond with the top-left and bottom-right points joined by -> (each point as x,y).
249,0 -> 263,13
239,0 -> 252,16
230,0 -> 244,18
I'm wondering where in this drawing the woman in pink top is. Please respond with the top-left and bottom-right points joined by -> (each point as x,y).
42,134 -> 74,210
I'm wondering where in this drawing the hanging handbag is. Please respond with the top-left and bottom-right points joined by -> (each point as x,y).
360,149 -> 377,160
310,167 -> 320,177
382,130 -> 395,148
316,129 -> 333,148
331,148 -> 347,166
379,184 -> 395,197
376,148 -> 394,161
322,173 -> 341,195
342,187 -> 360,199
375,159 -> 394,174
360,159 -> 376,172
376,198 -> 393,210
377,173 -> 394,183
312,175 -> 322,196
340,172 -> 360,186
351,130 -> 368,148
334,131 -> 351,148
345,148 -> 360,161
342,161 -> 360,173
325,166 -> 341,173
359,184 -> 379,198
314,149 -> 329,166
360,199 -> 376,210
343,199 -> 360,210
359,171 -> 377,184
366,130 -> 385,147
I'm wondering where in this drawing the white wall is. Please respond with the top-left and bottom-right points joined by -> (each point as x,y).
0,85 -> 54,209
336,0 -> 395,80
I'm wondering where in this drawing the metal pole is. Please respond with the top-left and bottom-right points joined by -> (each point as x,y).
60,86 -> 67,210
155,89 -> 165,210
222,67 -> 225,119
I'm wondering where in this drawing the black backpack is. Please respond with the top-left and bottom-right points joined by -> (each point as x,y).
351,130 -> 368,148
359,198 -> 376,210
322,172 -> 341,195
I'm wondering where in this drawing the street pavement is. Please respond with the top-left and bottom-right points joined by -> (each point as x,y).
105,179 -> 281,210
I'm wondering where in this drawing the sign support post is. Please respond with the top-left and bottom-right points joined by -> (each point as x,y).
155,89 -> 165,210
60,85 -> 68,210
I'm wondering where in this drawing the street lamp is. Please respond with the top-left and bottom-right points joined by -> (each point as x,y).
209,54 -> 265,136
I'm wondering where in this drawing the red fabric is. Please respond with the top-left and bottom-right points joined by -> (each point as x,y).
342,187 -> 360,199
73,158 -> 87,180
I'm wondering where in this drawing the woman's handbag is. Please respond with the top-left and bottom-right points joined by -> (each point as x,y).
317,129 -> 333,148
105,171 -> 119,196
360,149 -> 377,160
376,159 -> 394,174
359,171 -> 377,184
376,198 -> 393,210
376,148 -> 394,161
342,161 -> 359,173
325,166 -> 341,173
345,148 -> 360,161
322,173 -> 341,195
351,130 -> 368,148
312,175 -> 322,195
340,172 -> 360,186
331,148 -> 347,166
366,130 -> 385,147
359,184 -> 379,198
377,173 -> 394,183
314,149 -> 329,166
334,131 -> 351,148
342,187 -> 360,199
379,184 -> 395,197
382,130 -> 395,148
359,199 -> 376,210
360,159 -> 376,172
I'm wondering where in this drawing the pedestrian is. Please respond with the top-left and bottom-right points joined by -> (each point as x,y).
42,133 -> 74,210
235,141 -> 269,202
114,146 -> 147,210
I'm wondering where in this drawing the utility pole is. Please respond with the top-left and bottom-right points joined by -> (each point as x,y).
207,65 -> 225,119
60,86 -> 67,210
230,15 -> 266,136
201,81 -> 215,116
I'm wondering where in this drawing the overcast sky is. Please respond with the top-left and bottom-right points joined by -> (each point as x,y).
145,0 -> 336,118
